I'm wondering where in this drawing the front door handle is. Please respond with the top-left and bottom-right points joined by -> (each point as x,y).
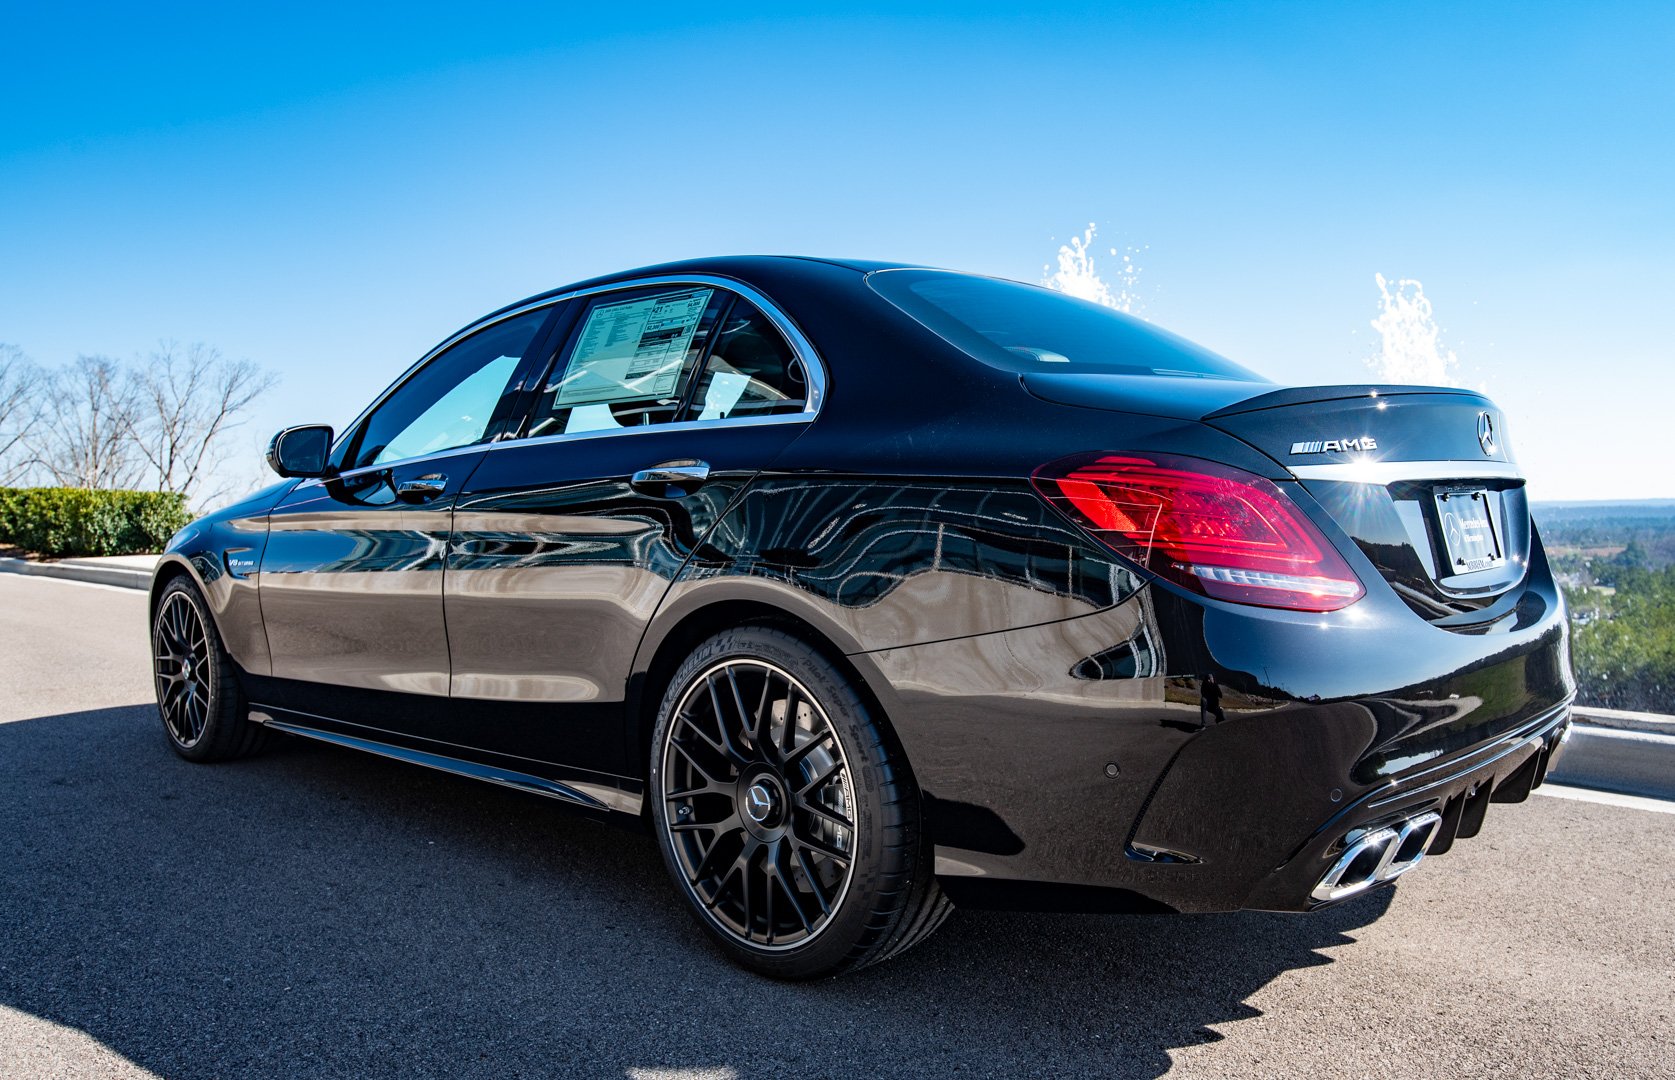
396,474 -> 448,503
630,460 -> 711,498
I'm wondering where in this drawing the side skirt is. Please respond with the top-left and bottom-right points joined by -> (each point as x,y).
248,706 -> 644,817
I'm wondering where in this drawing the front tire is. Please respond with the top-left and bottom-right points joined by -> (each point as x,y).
151,577 -> 267,762
649,626 -> 950,978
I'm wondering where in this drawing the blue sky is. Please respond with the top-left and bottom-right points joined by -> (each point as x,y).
3,2 -> 1671,500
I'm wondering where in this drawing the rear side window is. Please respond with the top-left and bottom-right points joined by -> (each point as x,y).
681,298 -> 807,421
526,286 -> 725,438
867,269 -> 1264,381
524,287 -> 809,438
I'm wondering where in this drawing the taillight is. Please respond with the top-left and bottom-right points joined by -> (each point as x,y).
1031,452 -> 1364,612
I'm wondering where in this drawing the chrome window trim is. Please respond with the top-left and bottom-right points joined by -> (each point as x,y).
299,439 -> 505,488
303,412 -> 816,488
1287,459 -> 1523,484
327,274 -> 827,475
487,411 -> 813,456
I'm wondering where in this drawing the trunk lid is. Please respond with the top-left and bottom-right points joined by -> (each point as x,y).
1023,374 -> 1533,627
1200,382 -> 1513,471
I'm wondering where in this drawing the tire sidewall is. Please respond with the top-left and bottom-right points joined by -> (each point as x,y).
649,626 -> 894,978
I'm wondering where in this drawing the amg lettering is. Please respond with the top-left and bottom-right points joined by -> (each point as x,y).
1289,436 -> 1379,455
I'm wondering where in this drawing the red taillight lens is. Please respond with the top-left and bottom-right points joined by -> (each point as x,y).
1031,452 -> 1364,612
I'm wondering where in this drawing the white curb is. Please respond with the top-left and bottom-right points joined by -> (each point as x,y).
0,556 -> 153,590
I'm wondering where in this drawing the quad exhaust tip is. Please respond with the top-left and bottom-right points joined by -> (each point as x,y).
1311,810 -> 1443,904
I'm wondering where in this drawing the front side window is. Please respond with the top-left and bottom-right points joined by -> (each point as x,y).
346,307 -> 548,470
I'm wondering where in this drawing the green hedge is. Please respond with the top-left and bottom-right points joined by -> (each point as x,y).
0,487 -> 193,558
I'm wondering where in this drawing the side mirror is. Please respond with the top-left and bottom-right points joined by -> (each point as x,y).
266,424 -> 334,478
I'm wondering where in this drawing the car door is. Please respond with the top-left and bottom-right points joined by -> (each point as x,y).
443,280 -> 823,776
258,303 -> 557,700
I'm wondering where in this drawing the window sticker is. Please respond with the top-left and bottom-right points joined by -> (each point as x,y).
550,288 -> 712,407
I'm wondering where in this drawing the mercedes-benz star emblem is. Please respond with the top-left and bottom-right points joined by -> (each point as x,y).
746,782 -> 774,823
1477,411 -> 1497,456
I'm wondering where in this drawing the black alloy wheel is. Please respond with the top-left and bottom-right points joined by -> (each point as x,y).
663,657 -> 857,949
154,588 -> 213,748
650,627 -> 951,979
150,578 -> 268,762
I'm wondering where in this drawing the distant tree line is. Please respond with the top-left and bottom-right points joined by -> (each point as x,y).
0,342 -> 275,506
1563,544 -> 1675,713
1536,507 -> 1675,573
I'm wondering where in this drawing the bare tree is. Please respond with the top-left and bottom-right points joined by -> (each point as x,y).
0,344 -> 42,485
23,355 -> 144,490
11,342 -> 277,499
127,342 -> 278,502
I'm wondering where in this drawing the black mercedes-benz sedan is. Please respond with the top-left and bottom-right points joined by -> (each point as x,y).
149,256 -> 1574,978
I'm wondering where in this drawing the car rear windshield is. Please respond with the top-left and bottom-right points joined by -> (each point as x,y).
867,269 -> 1265,381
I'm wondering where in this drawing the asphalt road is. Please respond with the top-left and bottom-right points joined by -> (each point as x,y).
2,574 -> 1671,1080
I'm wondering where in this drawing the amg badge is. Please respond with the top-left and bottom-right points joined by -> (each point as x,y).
1290,436 -> 1378,455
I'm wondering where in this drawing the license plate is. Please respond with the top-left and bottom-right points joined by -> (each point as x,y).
1433,488 -> 1504,574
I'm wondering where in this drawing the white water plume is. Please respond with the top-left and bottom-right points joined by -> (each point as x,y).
1042,223 -> 1142,313
1366,273 -> 1460,386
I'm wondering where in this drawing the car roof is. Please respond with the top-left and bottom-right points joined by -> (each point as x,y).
575,254 -> 925,282
476,255 -> 929,324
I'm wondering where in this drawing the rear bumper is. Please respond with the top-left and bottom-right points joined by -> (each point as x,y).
1242,700 -> 1570,911
864,563 -> 1574,914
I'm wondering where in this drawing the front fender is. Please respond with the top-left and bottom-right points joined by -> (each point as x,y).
150,483 -> 288,676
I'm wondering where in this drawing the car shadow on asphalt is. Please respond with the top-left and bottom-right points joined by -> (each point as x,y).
1,705 -> 1394,1079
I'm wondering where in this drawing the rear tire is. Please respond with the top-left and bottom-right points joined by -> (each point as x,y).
151,577 -> 268,762
649,626 -> 950,979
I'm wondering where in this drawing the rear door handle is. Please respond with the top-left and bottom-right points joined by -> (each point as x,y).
396,474 -> 448,503
630,460 -> 710,498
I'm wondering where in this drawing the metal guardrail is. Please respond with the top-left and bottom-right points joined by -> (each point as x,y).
1569,705 -> 1675,736
1553,707 -> 1675,802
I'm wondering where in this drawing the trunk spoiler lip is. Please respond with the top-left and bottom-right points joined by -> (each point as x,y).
1203,383 -> 1490,420
1287,459 -> 1524,484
